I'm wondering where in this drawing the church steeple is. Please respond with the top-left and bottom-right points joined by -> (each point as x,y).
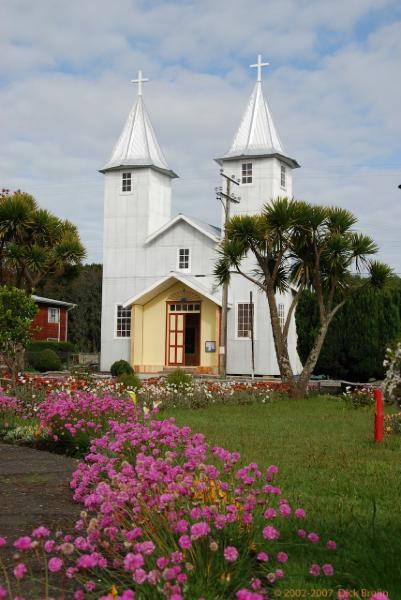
216,55 -> 299,169
100,71 -> 177,178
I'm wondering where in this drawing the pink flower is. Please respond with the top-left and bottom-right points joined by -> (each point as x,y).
13,563 -> 27,580
295,508 -> 306,518
309,563 -> 321,577
369,595 -> 389,600
307,532 -> 319,543
0,585 -> 6,599
237,590 -> 264,600
297,529 -> 306,538
0,537 -> 6,548
279,503 -> 291,517
275,569 -> 284,579
267,465 -> 278,474
133,568 -> 147,584
326,539 -> 337,550
48,557 -> 63,572
322,563 -> 334,576
13,536 -> 31,551
44,540 -> 55,553
32,526 -> 50,539
263,508 -> 276,519
263,526 -> 279,540
190,521 -> 210,540
178,535 -> 192,550
337,592 -> 350,600
277,551 -> 288,563
224,546 -> 238,562
124,553 -> 144,571
257,552 -> 269,562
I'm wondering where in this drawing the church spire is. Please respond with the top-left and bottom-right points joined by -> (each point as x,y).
100,71 -> 177,178
217,55 -> 299,168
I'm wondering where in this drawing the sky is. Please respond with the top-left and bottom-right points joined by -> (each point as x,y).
1,0 -> 401,272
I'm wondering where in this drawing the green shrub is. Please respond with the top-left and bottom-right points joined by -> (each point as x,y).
29,349 -> 62,372
166,368 -> 193,388
26,340 -> 75,368
117,373 -> 141,390
110,359 -> 134,377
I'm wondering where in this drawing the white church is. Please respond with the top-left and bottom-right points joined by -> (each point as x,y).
100,56 -> 302,375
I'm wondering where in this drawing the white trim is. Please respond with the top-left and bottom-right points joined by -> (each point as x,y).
145,214 -> 220,244
176,247 -> 191,272
235,300 -> 257,341
122,273 -> 224,308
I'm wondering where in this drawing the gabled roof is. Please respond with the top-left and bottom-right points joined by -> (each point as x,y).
122,272 -> 226,308
146,213 -> 221,245
32,295 -> 76,309
215,70 -> 299,169
100,89 -> 177,178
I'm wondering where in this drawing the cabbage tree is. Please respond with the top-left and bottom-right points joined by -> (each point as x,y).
214,198 -> 392,398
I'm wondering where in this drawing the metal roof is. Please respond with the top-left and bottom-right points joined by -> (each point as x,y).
122,272 -> 226,308
31,295 -> 76,309
216,58 -> 299,168
100,91 -> 177,178
146,213 -> 221,245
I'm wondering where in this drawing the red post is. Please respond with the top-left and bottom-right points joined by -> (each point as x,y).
374,388 -> 384,443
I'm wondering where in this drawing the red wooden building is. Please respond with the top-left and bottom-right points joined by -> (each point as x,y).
31,295 -> 76,342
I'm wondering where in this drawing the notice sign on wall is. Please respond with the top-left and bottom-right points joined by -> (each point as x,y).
205,341 -> 216,353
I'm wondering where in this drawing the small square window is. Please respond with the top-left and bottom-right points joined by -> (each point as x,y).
178,248 -> 190,271
237,303 -> 254,338
116,305 -> 131,337
280,165 -> 286,189
122,172 -> 132,192
48,307 -> 60,324
241,163 -> 252,184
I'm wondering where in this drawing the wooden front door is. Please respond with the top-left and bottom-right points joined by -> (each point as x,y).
168,313 -> 185,366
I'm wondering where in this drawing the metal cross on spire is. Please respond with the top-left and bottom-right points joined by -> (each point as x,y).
250,54 -> 269,82
131,70 -> 149,96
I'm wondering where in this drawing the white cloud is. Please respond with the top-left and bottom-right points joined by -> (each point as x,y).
0,0 -> 401,273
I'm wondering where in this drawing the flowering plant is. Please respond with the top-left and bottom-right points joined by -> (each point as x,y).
383,342 -> 401,405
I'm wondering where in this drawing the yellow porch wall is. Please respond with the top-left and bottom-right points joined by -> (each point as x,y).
131,281 -> 220,371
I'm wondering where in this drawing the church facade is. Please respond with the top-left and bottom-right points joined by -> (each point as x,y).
100,59 -> 302,375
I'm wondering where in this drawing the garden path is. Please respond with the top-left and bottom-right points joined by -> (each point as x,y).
0,443 -> 80,540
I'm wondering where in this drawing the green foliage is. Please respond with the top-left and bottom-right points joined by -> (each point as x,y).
29,348 -> 62,372
37,263 -> 102,352
166,368 -> 193,388
110,359 -> 134,377
342,387 -> 375,409
0,190 -> 86,291
296,279 -> 401,381
117,372 -> 141,390
0,286 -> 37,381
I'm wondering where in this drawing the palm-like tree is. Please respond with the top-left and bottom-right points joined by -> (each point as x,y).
214,197 -> 392,398
0,190 -> 86,291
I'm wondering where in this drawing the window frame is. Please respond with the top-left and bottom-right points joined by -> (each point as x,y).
48,307 -> 60,324
121,171 -> 132,193
280,164 -> 286,189
241,162 -> 253,184
177,247 -> 191,272
278,302 -> 285,331
235,301 -> 256,340
115,304 -> 132,339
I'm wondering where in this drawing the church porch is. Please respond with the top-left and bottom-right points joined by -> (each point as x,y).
123,276 -> 222,375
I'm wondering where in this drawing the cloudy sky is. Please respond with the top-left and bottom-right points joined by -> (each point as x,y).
1,0 -> 401,272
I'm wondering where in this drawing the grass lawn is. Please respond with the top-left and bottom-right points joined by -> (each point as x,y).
164,395 -> 401,598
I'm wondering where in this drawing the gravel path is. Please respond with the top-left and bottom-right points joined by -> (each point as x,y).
0,442 -> 80,541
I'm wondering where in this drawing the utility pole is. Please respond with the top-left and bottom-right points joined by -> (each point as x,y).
216,169 -> 240,377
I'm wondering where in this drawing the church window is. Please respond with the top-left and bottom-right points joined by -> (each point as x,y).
177,248 -> 190,271
280,165 -> 286,189
242,163 -> 252,184
116,305 -> 131,337
278,303 -> 285,330
122,172 -> 132,192
237,302 -> 254,338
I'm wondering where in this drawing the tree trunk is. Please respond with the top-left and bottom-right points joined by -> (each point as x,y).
290,320 -> 331,398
